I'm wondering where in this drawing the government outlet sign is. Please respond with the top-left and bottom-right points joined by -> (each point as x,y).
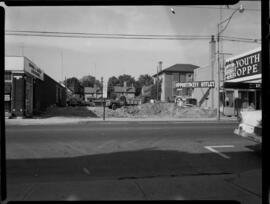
224,49 -> 261,82
176,81 -> 215,88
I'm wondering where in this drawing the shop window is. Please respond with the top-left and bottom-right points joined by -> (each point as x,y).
239,91 -> 249,109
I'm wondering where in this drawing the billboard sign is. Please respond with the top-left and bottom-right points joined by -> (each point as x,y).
175,81 -> 215,88
224,49 -> 261,82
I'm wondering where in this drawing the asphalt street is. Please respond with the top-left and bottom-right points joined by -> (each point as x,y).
4,121 -> 261,201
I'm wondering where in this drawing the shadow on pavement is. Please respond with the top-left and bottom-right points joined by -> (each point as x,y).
7,148 -> 261,182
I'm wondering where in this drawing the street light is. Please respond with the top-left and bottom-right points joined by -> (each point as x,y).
216,5 -> 244,120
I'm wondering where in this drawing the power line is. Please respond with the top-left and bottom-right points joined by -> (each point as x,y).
5,30 -> 211,38
5,30 -> 261,43
180,6 -> 261,12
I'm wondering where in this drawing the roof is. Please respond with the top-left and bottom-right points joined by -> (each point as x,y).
84,87 -> 101,94
113,86 -> 135,93
153,64 -> 199,77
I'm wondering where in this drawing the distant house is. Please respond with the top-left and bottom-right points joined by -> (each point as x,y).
112,82 -> 135,99
84,86 -> 102,101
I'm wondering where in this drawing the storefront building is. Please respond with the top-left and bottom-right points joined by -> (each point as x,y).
4,56 -> 66,118
222,47 -> 261,116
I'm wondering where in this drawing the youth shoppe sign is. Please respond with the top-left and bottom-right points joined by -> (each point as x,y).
224,49 -> 261,82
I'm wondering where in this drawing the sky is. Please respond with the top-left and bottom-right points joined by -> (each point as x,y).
3,1 -> 261,83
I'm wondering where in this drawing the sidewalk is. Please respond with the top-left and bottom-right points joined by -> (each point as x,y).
5,115 -> 237,126
6,169 -> 261,202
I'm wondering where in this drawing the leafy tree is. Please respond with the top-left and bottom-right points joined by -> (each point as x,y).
135,74 -> 154,96
66,77 -> 83,96
137,74 -> 154,86
118,74 -> 136,87
80,75 -> 101,88
108,76 -> 120,87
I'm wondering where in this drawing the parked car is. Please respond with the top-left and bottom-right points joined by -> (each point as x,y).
234,110 -> 262,143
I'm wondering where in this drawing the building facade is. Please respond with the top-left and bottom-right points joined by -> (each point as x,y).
4,56 -> 66,117
222,47 -> 261,116
153,64 -> 199,102
84,86 -> 102,101
193,36 -> 218,109
112,82 -> 136,99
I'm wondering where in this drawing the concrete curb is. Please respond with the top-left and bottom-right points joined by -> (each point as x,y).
5,116 -> 237,125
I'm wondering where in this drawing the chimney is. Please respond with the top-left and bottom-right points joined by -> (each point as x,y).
158,61 -> 163,72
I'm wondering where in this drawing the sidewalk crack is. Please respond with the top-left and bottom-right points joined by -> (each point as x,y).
134,181 -> 147,200
225,179 -> 261,198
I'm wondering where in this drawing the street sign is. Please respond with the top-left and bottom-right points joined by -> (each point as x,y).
175,81 -> 215,88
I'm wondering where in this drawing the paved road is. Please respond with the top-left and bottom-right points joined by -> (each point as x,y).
5,121 -> 261,201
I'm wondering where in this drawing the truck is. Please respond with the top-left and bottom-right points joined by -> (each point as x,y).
106,96 -> 141,110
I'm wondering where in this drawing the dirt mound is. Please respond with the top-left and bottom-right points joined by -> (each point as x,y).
88,103 -> 216,118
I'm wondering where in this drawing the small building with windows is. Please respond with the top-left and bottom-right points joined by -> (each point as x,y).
112,82 -> 136,99
84,86 -> 102,101
4,56 -> 66,118
153,64 -> 199,102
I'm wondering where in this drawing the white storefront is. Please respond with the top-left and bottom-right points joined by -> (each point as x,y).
222,47 -> 261,116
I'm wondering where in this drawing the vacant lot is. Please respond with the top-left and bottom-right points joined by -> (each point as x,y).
37,103 -> 216,119
88,103 -> 216,118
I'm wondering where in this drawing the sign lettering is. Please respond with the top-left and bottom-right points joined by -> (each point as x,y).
224,50 -> 261,81
175,81 -> 215,88
25,62 -> 44,80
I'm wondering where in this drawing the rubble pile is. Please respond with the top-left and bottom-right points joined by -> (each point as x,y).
88,103 -> 216,118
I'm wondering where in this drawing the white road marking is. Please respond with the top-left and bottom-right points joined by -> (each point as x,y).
204,145 -> 235,159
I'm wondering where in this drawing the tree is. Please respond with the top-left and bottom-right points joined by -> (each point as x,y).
135,74 -> 154,97
108,76 -> 120,87
66,77 -> 83,96
137,74 -> 154,87
118,74 -> 136,87
80,75 -> 101,88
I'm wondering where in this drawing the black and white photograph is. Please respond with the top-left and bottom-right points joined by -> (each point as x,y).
2,0 -> 263,202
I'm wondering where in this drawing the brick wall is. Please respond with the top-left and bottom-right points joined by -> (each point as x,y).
33,73 -> 66,114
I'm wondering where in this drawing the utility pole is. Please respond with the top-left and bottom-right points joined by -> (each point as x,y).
156,66 -> 159,101
101,77 -> 105,121
216,5 -> 244,120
